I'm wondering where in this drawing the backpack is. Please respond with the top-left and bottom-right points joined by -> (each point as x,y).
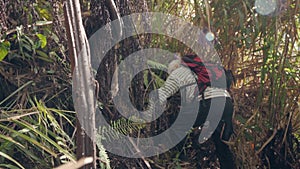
181,55 -> 234,97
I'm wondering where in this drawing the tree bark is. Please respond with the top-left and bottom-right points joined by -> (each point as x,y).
64,0 -> 97,168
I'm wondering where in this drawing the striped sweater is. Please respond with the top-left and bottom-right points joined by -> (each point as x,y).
142,65 -> 230,120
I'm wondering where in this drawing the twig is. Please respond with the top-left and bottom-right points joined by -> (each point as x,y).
234,108 -> 259,138
281,111 -> 292,146
146,159 -> 165,169
5,21 -> 53,36
128,137 -> 152,169
0,81 -> 33,106
0,111 -> 39,122
256,128 -> 278,155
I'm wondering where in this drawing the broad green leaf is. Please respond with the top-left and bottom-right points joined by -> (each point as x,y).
0,41 -> 10,61
0,45 -> 9,61
36,33 -> 47,48
39,8 -> 51,20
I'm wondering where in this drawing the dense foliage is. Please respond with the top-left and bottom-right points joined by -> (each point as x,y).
0,0 -> 299,168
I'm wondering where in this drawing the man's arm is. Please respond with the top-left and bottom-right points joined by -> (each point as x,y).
140,72 -> 181,122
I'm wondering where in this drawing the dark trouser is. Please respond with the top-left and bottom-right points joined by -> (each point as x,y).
194,97 -> 235,169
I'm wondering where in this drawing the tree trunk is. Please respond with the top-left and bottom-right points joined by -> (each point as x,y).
64,0 -> 97,168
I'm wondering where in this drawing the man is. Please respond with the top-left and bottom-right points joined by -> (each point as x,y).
144,54 -> 235,168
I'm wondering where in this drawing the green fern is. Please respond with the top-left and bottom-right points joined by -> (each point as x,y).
96,117 -> 145,142
95,118 -> 145,169
95,139 -> 111,169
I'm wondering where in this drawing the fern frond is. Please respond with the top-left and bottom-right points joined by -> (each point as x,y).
96,118 -> 145,142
